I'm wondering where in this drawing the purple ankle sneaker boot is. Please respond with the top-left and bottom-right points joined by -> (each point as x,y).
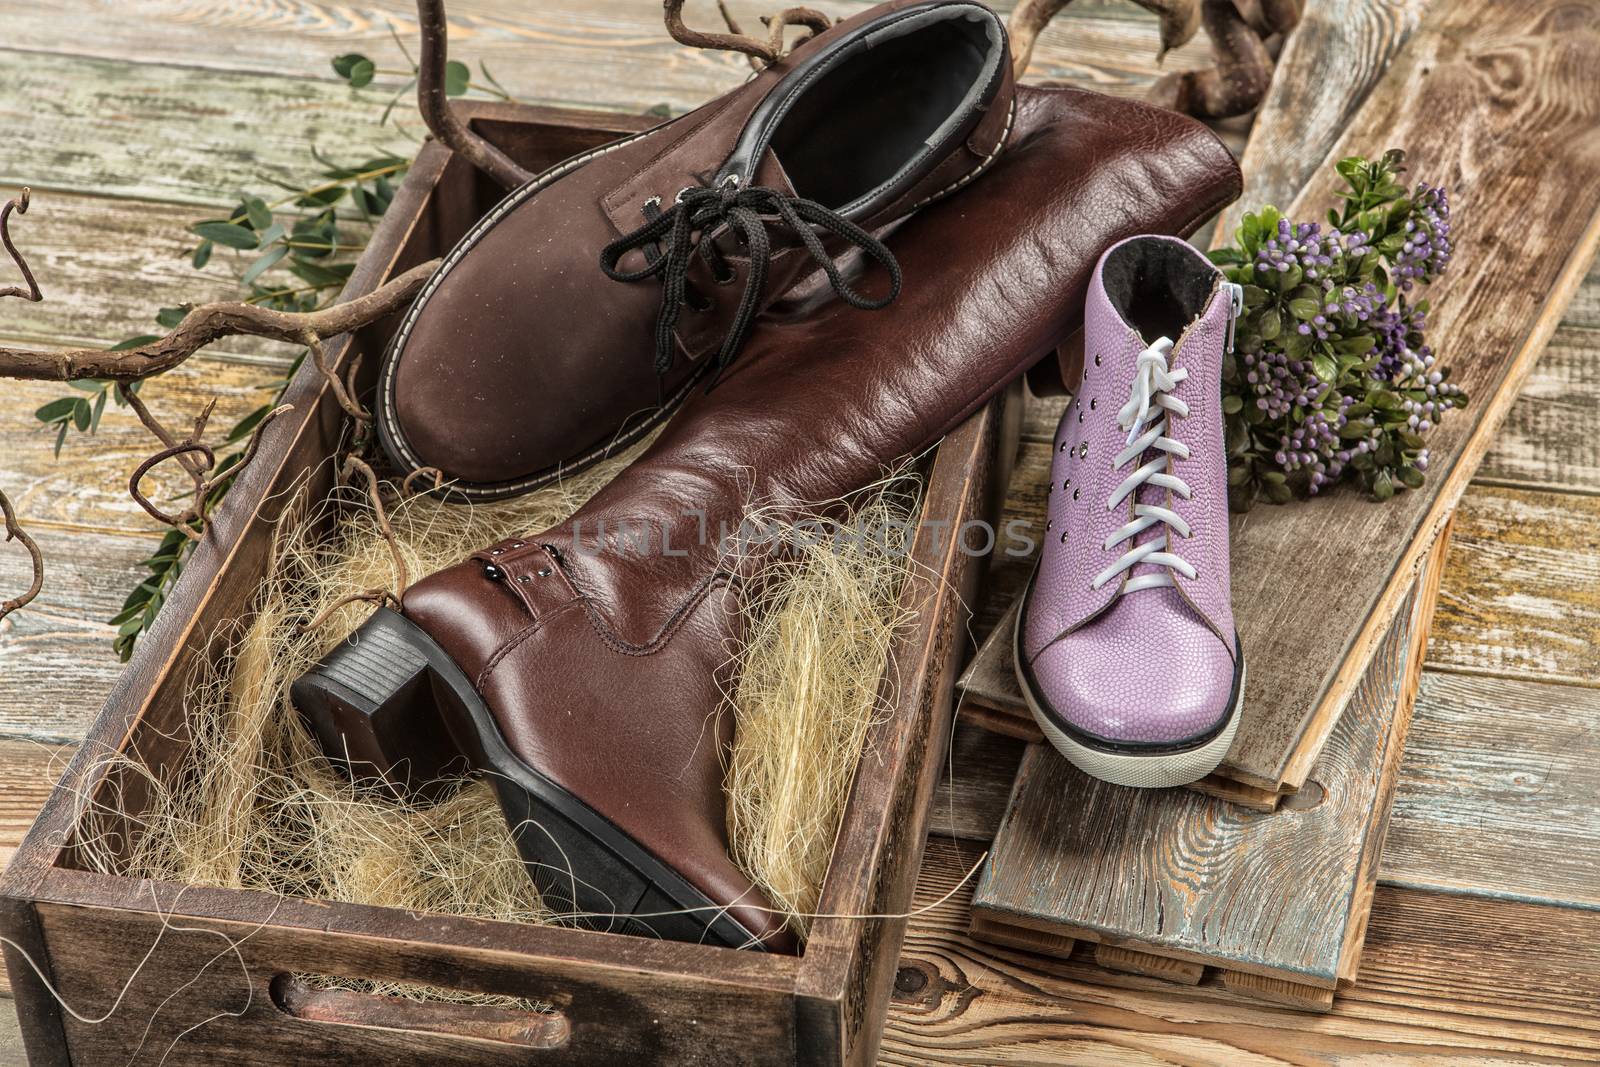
1016,235 -> 1245,788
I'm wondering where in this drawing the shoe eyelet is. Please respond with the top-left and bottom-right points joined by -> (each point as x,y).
1090,398 -> 1097,410
489,548 -> 503,556
1062,478 -> 1070,490
1079,443 -> 1089,458
510,540 -> 525,548
484,563 -> 504,581
1060,531 -> 1068,544
712,266 -> 737,286
1045,519 -> 1053,532
1072,488 -> 1080,500
517,574 -> 531,584
1078,410 -> 1084,423
1059,442 -> 1068,453
1094,353 -> 1102,366
537,567 -> 553,578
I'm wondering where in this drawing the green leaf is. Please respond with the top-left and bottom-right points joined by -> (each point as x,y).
256,221 -> 287,248
444,60 -> 470,96
34,397 -> 77,424
331,53 -> 368,78
192,240 -> 214,269
1340,420 -> 1375,440
1288,298 -> 1320,321
295,187 -> 347,209
1257,308 -> 1281,341
1311,354 -> 1338,382
1372,471 -> 1395,501
244,197 -> 273,231
156,306 -> 190,329
1222,394 -> 1243,416
347,57 -> 376,89
241,244 -> 289,286
71,397 -> 91,432
1397,465 -> 1425,489
192,220 -> 259,250
110,334 -> 160,351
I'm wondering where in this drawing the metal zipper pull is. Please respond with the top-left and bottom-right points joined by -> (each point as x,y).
1224,282 -> 1245,354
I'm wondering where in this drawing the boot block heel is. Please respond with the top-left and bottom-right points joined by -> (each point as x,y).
291,607 -> 468,801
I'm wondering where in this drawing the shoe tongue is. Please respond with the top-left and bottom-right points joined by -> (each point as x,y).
751,147 -> 800,200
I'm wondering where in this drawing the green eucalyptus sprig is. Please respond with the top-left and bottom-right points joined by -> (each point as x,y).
37,154 -> 409,660
1209,149 -> 1462,509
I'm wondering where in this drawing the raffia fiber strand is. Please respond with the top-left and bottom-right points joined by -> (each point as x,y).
74,442 -> 920,1006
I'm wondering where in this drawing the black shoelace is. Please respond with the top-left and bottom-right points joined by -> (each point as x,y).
599,178 -> 902,381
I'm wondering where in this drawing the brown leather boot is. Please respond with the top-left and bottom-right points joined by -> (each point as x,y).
377,0 -> 1015,501
296,84 -> 1241,951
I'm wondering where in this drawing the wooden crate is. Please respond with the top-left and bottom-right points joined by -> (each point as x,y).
0,103 -> 1008,1067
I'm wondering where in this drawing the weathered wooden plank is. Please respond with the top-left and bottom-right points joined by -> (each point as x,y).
1475,326 -> 1600,494
1213,0 -> 1600,789
971,561 -> 1427,990
1565,259 -> 1600,330
0,49 -> 416,209
1428,485 -> 1600,687
0,526 -> 149,742
0,742 -> 71,875
0,1 -> 1209,123
1214,0 -> 1432,238
927,720 -> 1023,846
0,191 -> 286,361
0,5 -> 1216,209
885,838 -> 1600,1065
0,361 -> 284,533
939,670 -> 1600,917
1386,672 -> 1600,908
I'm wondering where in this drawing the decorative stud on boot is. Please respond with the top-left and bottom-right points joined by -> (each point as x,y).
1016,235 -> 1246,788
377,0 -> 1015,501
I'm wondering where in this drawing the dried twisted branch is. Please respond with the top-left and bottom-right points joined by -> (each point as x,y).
1149,0 -> 1278,119
416,0 -> 534,191
1009,0 -> 1201,79
0,259 -> 439,382
1,190 -> 45,623
669,0 -> 831,67
0,490 -> 43,624
1008,0 -> 1297,118
298,455 -> 409,631
123,387 -> 294,541
1,188 -> 42,303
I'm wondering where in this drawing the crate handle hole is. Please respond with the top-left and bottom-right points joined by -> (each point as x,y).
270,973 -> 570,1049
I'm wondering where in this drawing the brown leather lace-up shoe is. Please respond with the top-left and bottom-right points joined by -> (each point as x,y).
298,84 -> 1241,951
377,0 -> 1014,501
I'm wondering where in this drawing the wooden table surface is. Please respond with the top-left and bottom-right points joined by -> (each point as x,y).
1,1 -> 1597,1064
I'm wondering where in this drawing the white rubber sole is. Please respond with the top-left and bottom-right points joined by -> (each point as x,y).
1013,623 -> 1244,789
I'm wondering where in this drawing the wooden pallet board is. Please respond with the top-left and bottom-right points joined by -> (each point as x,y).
968,525 -> 1450,1009
888,838 -> 1600,1065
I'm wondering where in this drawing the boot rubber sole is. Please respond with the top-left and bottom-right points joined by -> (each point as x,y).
1012,608 -> 1245,789
291,607 -> 772,950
